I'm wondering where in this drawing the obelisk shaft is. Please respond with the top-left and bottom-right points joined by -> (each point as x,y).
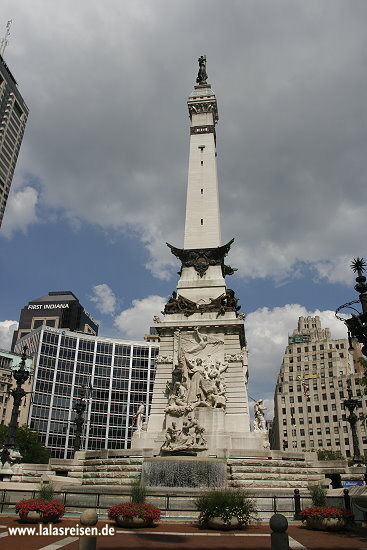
184,84 -> 221,249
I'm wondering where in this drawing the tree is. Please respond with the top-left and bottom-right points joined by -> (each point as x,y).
0,425 -> 51,463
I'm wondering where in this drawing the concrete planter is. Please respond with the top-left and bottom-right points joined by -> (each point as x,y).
19,511 -> 42,523
115,515 -> 154,528
305,517 -> 348,531
205,517 -> 245,530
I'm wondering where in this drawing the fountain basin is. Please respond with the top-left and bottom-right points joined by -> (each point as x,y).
142,457 -> 227,489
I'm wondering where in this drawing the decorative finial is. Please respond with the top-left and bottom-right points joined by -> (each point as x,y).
196,55 -> 208,85
351,258 -> 366,274
0,20 -> 12,58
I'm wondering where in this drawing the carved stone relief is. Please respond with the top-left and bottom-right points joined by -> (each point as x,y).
165,328 -> 228,413
161,414 -> 207,454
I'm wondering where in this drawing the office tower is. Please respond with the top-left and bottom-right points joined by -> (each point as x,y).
271,316 -> 367,457
11,290 -> 99,350
0,53 -> 29,226
14,326 -> 159,458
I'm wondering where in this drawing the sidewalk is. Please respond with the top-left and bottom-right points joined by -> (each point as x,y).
1,516 -> 367,550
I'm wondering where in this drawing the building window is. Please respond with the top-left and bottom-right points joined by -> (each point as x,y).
298,407 -> 303,413
200,219 -> 203,225
324,416 -> 329,423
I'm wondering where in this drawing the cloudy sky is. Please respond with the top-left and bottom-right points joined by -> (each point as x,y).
1,1 -> 366,417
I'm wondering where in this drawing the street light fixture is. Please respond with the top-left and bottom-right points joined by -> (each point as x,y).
0,346 -> 30,466
336,258 -> 367,465
335,258 -> 367,356
343,380 -> 363,465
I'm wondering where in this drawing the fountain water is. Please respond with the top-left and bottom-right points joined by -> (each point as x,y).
142,458 -> 226,489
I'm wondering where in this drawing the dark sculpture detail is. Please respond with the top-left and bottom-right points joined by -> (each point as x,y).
163,288 -> 240,317
73,385 -> 87,454
196,55 -> 208,85
166,239 -> 235,278
163,291 -> 198,317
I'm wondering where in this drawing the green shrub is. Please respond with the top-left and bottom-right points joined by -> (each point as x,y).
195,489 -> 257,527
308,483 -> 327,507
38,481 -> 55,501
130,479 -> 146,504
317,449 -> 344,461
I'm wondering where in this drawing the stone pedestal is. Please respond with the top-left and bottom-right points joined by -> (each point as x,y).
131,312 -> 267,456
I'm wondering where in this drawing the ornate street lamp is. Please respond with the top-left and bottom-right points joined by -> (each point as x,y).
335,258 -> 367,356
343,381 -> 363,465
336,258 -> 367,465
72,384 -> 87,454
0,346 -> 30,466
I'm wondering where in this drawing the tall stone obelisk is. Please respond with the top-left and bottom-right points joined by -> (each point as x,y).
132,57 -> 267,456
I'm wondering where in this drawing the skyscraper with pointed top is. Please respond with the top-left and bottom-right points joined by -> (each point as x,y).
0,53 -> 29,227
132,57 -> 268,456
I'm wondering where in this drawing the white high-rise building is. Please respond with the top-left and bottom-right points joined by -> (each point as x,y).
271,316 -> 367,458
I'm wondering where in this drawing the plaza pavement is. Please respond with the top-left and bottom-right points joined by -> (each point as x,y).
1,516 -> 367,550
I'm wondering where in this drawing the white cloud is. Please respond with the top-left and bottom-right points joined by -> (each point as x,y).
114,295 -> 166,340
0,321 -> 18,351
90,284 -> 117,315
3,2 -> 367,283
1,186 -> 38,238
246,304 -> 348,404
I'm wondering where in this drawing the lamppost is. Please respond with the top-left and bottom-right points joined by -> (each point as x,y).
72,385 -> 87,454
336,258 -> 367,465
335,258 -> 367,356
0,346 -> 30,466
343,380 -> 363,465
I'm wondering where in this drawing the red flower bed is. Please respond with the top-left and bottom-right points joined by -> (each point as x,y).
300,506 -> 353,522
15,498 -> 65,521
108,502 -> 161,522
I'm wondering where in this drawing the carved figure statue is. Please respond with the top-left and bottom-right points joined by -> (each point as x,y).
186,357 -> 207,402
134,402 -> 145,432
196,55 -> 208,85
161,422 -> 180,450
186,327 -> 224,354
253,399 -> 267,432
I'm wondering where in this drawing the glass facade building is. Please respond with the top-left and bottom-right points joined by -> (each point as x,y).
15,326 -> 159,458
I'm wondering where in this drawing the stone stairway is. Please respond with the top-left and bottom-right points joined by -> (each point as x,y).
79,456 -> 144,486
227,457 -> 324,492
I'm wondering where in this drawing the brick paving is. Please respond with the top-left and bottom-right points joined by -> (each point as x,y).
1,516 -> 367,550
